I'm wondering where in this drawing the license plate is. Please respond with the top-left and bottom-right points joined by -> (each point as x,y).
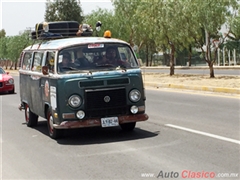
101,117 -> 119,127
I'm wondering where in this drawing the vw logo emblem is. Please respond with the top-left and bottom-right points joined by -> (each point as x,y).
104,96 -> 110,103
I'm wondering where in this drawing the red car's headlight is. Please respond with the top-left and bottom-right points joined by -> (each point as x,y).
6,78 -> 14,84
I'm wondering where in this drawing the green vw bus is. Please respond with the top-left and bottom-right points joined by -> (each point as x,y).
19,22 -> 148,139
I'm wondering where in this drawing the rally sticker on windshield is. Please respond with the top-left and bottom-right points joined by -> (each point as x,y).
88,44 -> 104,49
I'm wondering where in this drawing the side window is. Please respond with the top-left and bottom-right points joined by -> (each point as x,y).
32,52 -> 44,72
45,51 -> 55,73
21,52 -> 32,70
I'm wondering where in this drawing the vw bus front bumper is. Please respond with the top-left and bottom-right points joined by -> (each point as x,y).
53,113 -> 149,129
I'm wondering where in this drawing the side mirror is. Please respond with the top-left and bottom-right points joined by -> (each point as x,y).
42,66 -> 49,75
96,21 -> 102,32
95,21 -> 102,37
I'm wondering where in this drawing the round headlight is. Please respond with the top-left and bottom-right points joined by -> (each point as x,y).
68,95 -> 82,108
8,78 -> 14,84
129,89 -> 141,102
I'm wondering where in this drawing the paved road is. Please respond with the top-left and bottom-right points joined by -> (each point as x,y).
1,76 -> 239,179
142,67 -> 240,76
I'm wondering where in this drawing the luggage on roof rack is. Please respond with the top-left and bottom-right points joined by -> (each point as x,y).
31,21 -> 80,40
76,24 -> 93,37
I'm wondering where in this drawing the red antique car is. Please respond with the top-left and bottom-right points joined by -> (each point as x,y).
0,67 -> 15,94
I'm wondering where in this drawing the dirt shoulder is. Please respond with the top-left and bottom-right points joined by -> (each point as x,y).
142,73 -> 240,89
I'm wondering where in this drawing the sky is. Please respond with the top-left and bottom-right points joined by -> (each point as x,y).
0,0 -> 114,36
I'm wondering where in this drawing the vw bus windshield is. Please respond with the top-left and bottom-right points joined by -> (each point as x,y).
57,43 -> 139,73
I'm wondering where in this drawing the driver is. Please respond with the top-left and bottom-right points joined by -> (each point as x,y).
98,46 -> 130,68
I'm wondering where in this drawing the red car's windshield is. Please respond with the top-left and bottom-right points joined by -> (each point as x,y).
0,68 -> 6,74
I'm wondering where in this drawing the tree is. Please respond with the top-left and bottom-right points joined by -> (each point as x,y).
0,29 -> 7,65
144,0 -> 238,77
0,29 -> 6,38
227,3 -> 240,40
184,0 -> 239,78
112,0 -> 159,66
45,0 -> 239,77
225,10 -> 240,61
112,0 -> 143,46
0,37 -> 8,67
6,32 -> 31,69
84,8 -> 115,38
45,0 -> 84,23
138,0 -> 187,75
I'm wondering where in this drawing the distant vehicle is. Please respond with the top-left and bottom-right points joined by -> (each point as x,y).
0,67 -> 15,94
18,21 -> 148,139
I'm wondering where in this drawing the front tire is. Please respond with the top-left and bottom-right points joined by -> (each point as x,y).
25,104 -> 38,127
120,122 -> 136,131
47,109 -> 63,139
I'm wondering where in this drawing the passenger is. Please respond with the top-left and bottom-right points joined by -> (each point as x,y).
58,52 -> 76,72
76,24 -> 83,36
103,47 -> 118,64
76,48 -> 84,59
47,57 -> 55,73
76,24 -> 93,37
75,48 -> 90,67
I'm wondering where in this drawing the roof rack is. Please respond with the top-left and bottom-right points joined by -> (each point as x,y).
31,21 -> 93,40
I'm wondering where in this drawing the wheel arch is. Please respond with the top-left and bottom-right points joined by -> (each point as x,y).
44,103 -> 51,119
22,100 -> 29,107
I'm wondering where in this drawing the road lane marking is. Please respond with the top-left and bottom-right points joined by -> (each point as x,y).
165,124 -> 240,145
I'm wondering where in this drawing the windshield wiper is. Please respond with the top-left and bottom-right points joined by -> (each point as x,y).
61,67 -> 77,70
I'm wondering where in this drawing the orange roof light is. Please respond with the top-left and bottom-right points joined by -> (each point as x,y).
104,30 -> 111,38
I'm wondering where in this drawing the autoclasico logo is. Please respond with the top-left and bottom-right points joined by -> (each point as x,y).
157,170 -> 215,179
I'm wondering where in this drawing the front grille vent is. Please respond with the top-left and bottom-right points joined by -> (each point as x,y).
80,80 -> 104,87
85,87 -> 127,117
79,78 -> 129,88
107,78 -> 129,85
